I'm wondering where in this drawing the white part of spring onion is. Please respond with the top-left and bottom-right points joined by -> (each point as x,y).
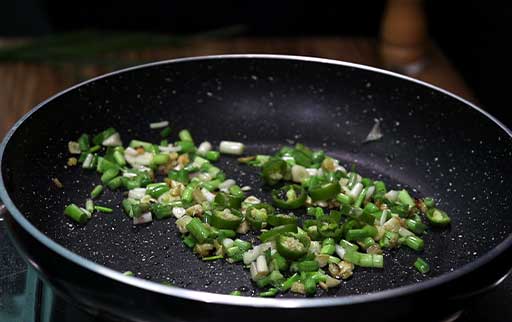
149,121 -> 169,129
133,212 -> 152,225
348,182 -> 364,199
313,200 -> 328,207
197,141 -> 212,156
399,227 -> 414,237
384,190 -> 399,202
339,178 -> 349,187
201,188 -> 216,202
222,238 -> 234,249
102,132 -> 122,146
140,195 -> 154,204
291,165 -> 310,183
335,244 -> 346,259
135,165 -> 152,172
123,172 -> 138,178
380,209 -> 390,226
383,217 -> 401,232
363,118 -> 383,143
241,186 -> 252,192
82,154 -> 94,168
365,186 -> 376,202
219,179 -> 236,192
243,242 -> 271,264
128,188 -> 146,200
196,173 -> 212,182
68,141 -> 81,154
191,156 -> 209,170
124,151 -> 153,167
335,165 -> 347,174
176,215 -> 192,233
219,141 -> 245,155
80,207 -> 92,218
125,147 -> 138,156
159,144 -> 182,153
255,255 -> 269,277
250,262 -> 259,281
315,254 -> 330,268
281,156 -> 294,162
308,241 -> 321,254
305,168 -> 319,176
243,196 -> 261,205
270,249 -> 277,256
172,207 -> 186,219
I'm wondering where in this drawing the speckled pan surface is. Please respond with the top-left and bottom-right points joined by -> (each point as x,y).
1,55 -> 512,297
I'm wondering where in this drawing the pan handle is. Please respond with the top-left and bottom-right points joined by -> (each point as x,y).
0,203 -> 6,222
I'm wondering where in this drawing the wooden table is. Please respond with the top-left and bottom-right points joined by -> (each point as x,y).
0,37 -> 475,138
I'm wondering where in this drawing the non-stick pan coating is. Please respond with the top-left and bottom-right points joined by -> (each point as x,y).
2,56 -> 511,297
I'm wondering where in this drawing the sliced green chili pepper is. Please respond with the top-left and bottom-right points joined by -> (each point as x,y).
210,209 -> 242,230
259,224 -> 298,242
271,184 -> 306,209
214,192 -> 243,209
276,233 -> 308,260
426,208 -> 451,226
246,203 -> 275,229
267,213 -> 298,227
308,182 -> 341,201
262,158 -> 288,185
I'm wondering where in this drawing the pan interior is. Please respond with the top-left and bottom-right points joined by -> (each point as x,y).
2,57 -> 512,296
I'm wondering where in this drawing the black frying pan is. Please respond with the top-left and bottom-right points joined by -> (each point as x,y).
1,55 -> 512,322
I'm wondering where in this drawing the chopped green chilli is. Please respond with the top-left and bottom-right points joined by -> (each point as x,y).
63,128 -> 452,297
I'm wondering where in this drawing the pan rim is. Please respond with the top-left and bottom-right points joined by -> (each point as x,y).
1,54 -> 512,308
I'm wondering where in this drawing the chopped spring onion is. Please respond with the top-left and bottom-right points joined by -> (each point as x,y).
68,141 -> 81,154
414,257 -> 430,274
133,212 -> 152,224
160,126 -> 172,138
203,255 -> 224,261
64,204 -> 88,224
159,144 -> 181,153
91,185 -> 104,198
219,141 -> 245,155
219,179 -> 236,191
197,141 -> 212,156
291,164 -> 310,183
52,178 -> 63,188
85,199 -> 94,213
150,121 -> 169,129
94,205 -> 113,213
102,132 -> 122,146
179,129 -> 194,143
82,153 -> 95,169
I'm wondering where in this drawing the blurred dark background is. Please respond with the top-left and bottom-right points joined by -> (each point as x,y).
1,0 -> 511,123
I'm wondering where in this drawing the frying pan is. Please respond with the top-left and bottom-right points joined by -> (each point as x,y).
1,55 -> 511,322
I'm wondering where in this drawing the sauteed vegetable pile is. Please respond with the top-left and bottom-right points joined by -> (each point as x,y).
63,125 -> 450,297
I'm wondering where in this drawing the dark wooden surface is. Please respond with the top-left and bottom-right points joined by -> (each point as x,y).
0,37 -> 475,137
